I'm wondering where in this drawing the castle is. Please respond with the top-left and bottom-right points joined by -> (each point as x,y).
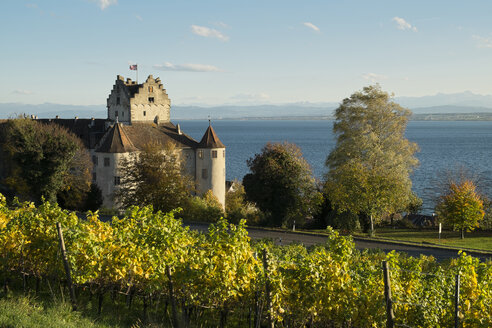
41,75 -> 226,209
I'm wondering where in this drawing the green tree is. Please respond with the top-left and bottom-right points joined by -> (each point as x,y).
84,183 -> 103,211
1,118 -> 92,204
181,190 -> 225,223
325,85 -> 419,236
115,142 -> 193,213
243,142 -> 321,227
407,192 -> 423,214
481,198 -> 492,230
225,180 -> 263,224
435,180 -> 484,239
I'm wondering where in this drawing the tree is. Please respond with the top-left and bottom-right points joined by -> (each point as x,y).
1,118 -> 92,204
84,183 -> 103,211
225,180 -> 263,224
407,192 -> 423,214
115,142 -> 193,213
243,142 -> 321,227
181,190 -> 225,223
435,180 -> 484,239
325,85 -> 419,236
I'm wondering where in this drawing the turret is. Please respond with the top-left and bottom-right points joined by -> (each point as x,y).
195,122 -> 226,208
93,123 -> 137,208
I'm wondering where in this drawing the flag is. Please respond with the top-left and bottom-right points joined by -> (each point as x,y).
129,64 -> 137,70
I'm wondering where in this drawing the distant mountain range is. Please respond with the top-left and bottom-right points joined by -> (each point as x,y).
3,91 -> 492,120
0,103 -> 105,120
396,91 -> 492,109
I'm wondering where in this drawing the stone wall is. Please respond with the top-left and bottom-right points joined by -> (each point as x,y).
92,151 -> 131,209
107,75 -> 171,124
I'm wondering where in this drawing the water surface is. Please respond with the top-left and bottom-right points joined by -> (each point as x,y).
178,120 -> 492,214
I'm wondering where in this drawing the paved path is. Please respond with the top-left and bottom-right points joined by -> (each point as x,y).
187,223 -> 492,262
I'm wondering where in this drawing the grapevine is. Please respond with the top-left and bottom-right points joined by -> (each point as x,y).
0,194 -> 490,327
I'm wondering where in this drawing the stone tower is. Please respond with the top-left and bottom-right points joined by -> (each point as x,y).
106,75 -> 171,124
93,122 -> 137,208
195,122 -> 226,208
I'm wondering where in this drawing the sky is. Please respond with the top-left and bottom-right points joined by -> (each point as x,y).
2,0 -> 492,106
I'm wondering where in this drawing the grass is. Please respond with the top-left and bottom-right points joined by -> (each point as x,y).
0,295 -> 112,328
352,228 -> 492,252
0,287 -> 170,328
0,282 -> 251,328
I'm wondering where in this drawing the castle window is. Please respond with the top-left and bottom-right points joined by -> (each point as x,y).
92,155 -> 98,166
114,176 -> 121,185
202,169 -> 208,179
104,157 -> 110,167
116,97 -> 120,105
148,97 -> 154,103
198,150 -> 203,159
92,172 -> 97,181
212,150 -> 217,158
223,150 -> 225,158
143,111 -> 146,116
122,111 -> 124,117
149,86 -> 153,92
115,111 -> 118,117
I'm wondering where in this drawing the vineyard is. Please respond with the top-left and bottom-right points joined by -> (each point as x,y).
0,193 -> 491,327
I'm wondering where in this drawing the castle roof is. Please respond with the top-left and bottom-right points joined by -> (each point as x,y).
33,117 -> 198,153
198,123 -> 225,148
96,123 -> 138,153
121,122 -> 198,149
94,121 -> 198,153
37,118 -> 107,149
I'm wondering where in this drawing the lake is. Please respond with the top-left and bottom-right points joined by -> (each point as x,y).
178,120 -> 492,214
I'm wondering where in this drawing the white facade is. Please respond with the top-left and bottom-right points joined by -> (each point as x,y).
107,75 -> 171,124
91,75 -> 226,209
195,148 -> 226,208
91,151 -> 132,209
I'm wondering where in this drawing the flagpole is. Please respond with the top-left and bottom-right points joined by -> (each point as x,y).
136,63 -> 138,83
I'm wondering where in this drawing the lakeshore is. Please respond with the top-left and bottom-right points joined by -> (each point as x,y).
180,120 -> 492,214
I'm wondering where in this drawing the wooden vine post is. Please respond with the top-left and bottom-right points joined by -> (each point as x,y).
455,274 -> 460,328
166,265 -> 181,328
262,249 -> 274,328
254,252 -> 261,328
382,261 -> 394,328
56,222 -> 77,311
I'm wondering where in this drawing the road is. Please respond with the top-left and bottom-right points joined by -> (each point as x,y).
187,222 -> 492,262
